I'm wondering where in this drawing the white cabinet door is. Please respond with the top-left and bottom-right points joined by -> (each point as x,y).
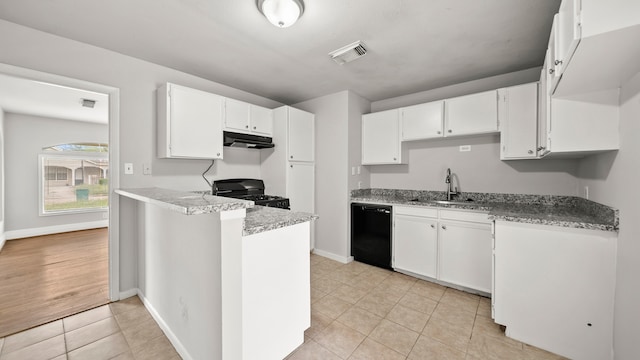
249,104 -> 273,136
287,107 -> 314,162
494,221 -> 616,360
438,220 -> 492,293
362,109 -> 402,164
401,101 -> 444,141
499,83 -> 538,160
159,83 -> 224,159
224,97 -> 250,132
287,162 -> 314,213
538,50 -> 552,157
393,214 -> 438,278
444,90 -> 499,137
556,0 -> 581,78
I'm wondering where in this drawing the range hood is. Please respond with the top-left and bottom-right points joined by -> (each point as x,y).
223,131 -> 274,149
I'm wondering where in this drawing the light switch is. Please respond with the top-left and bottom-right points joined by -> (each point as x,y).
124,163 -> 134,175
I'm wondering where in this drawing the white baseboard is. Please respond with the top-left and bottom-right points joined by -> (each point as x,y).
4,220 -> 108,240
118,288 -> 138,300
136,290 -> 193,360
311,248 -> 353,264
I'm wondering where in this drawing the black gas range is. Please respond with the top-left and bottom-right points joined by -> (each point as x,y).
212,178 -> 290,210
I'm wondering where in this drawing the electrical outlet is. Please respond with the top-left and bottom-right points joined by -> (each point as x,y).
459,145 -> 471,152
143,163 -> 152,175
124,163 -> 133,175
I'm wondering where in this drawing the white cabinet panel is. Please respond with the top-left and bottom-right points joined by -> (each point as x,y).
499,83 -> 539,160
224,97 -> 250,132
556,0 -> 582,78
250,104 -> 273,136
287,162 -> 314,213
362,109 -> 403,164
287,107 -> 314,162
444,90 -> 499,137
401,101 -> 444,141
157,83 -> 223,159
494,221 -> 616,360
438,220 -> 492,293
393,212 -> 438,278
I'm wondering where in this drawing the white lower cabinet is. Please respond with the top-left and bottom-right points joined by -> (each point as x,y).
393,206 -> 491,293
494,221 -> 616,360
438,220 -> 492,293
393,208 -> 438,278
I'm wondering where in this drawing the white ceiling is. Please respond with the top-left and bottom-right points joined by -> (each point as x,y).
0,0 -> 560,105
0,73 -> 109,124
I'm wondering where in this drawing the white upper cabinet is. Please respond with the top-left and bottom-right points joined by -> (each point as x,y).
224,98 -> 273,137
157,83 -> 223,160
250,104 -> 273,136
444,90 -> 499,137
499,83 -> 539,160
401,101 -> 444,141
555,0 -> 581,79
362,109 -> 404,165
287,107 -> 314,162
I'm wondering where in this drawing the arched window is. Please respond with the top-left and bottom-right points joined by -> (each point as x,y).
40,143 -> 108,215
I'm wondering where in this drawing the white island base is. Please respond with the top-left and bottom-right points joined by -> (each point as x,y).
118,189 -> 312,360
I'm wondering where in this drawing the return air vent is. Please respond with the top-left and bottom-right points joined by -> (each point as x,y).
329,41 -> 368,65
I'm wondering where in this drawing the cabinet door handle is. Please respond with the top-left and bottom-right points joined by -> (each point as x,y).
441,225 -> 447,230
253,126 -> 256,130
537,146 -> 546,151
549,69 -> 555,74
528,150 -> 533,154
245,125 -> 249,129
430,224 -> 435,229
290,155 -> 293,159
555,60 -> 563,66
290,165 -> 293,168
217,153 -> 220,156
393,157 -> 397,161
448,129 -> 452,133
437,131 -> 441,134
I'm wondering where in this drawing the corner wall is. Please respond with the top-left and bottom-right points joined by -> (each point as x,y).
576,72 -> 640,360
0,109 -> 5,251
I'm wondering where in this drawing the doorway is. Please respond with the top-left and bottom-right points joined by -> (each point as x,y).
0,64 -> 120,336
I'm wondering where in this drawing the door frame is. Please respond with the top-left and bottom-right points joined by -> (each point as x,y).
0,63 -> 121,301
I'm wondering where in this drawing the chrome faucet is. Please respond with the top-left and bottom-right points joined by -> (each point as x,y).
445,168 -> 458,201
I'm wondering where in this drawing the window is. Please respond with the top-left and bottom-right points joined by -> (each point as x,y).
40,143 -> 108,215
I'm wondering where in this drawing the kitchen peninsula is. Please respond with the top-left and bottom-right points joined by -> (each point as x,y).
115,187 -> 317,360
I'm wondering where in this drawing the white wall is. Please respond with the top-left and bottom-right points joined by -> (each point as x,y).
576,72 -> 640,360
368,69 -> 580,196
348,91 -> 371,192
4,113 -> 108,232
0,19 -> 282,294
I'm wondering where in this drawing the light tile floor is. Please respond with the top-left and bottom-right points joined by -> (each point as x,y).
0,254 -> 568,360
286,254 -> 567,360
0,296 -> 180,360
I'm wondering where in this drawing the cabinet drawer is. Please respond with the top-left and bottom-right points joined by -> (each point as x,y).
394,206 -> 438,218
439,209 -> 489,223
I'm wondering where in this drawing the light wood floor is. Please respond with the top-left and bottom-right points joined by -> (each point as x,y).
0,228 -> 109,338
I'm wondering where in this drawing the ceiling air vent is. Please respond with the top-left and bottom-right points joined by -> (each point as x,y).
329,41 -> 368,65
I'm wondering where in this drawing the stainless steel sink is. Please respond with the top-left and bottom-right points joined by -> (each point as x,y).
408,198 -> 475,206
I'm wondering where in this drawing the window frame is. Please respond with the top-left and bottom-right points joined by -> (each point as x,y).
39,152 -> 109,216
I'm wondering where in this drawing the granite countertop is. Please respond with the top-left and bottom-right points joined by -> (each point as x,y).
116,187 -> 318,235
115,187 -> 254,215
244,206 -> 319,236
351,188 -> 619,232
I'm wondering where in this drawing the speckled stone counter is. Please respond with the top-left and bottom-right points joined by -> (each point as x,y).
351,188 -> 618,232
116,187 -> 253,215
244,206 -> 318,236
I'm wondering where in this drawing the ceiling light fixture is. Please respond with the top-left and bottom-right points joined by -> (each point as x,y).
257,0 -> 304,28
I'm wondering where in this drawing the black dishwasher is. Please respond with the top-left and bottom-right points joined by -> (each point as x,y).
351,203 -> 392,270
